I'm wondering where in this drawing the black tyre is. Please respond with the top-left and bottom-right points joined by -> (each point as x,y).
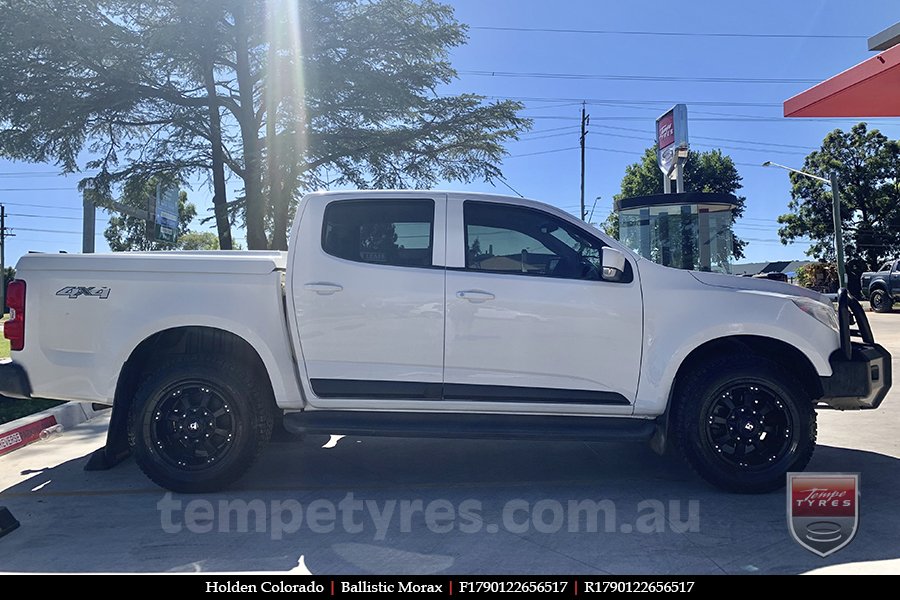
674,356 -> 816,493
870,289 -> 893,313
128,356 -> 274,493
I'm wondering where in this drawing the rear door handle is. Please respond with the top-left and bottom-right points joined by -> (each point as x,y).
456,290 -> 495,303
305,282 -> 343,295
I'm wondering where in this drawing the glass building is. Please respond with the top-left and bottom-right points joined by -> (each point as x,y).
615,192 -> 739,274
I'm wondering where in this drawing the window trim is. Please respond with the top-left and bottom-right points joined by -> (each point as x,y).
462,200 -> 611,282
321,198 -> 436,269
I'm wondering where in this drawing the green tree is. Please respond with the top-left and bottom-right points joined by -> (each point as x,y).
103,178 -> 196,251
777,124 -> 900,276
177,231 -> 224,250
0,0 -> 529,250
602,146 -> 746,259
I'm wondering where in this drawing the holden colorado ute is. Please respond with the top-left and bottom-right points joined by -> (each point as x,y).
0,191 -> 891,493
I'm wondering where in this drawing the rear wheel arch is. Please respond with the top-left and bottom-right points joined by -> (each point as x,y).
113,327 -> 277,438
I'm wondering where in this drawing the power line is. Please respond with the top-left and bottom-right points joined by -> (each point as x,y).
519,125 -> 581,136
583,130 -> 809,155
477,94 -> 783,108
469,25 -> 866,40
8,212 -> 107,221
460,70 -> 823,84
517,131 -> 582,142
11,227 -> 83,235
0,201 -> 82,211
590,124 -> 817,150
527,114 -> 891,123
507,146 -> 579,158
0,187 -> 76,191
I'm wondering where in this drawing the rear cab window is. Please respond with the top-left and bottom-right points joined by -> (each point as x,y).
322,199 -> 435,268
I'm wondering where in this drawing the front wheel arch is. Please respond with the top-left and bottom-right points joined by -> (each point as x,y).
672,355 -> 816,493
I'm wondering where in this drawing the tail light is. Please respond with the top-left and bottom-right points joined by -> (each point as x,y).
5,280 -> 26,351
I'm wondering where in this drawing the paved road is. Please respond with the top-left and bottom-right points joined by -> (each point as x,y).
1,314 -> 899,574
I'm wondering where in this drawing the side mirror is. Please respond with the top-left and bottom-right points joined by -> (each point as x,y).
601,247 -> 627,282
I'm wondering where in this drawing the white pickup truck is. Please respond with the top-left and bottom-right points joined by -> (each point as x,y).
1,191 -> 891,493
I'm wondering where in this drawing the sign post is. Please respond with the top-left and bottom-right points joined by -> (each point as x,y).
152,183 -> 179,244
656,104 -> 689,193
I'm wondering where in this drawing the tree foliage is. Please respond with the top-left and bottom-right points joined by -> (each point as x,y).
777,124 -> 900,273
177,231 -> 230,250
601,146 -> 747,259
795,262 -> 839,294
0,0 -> 529,250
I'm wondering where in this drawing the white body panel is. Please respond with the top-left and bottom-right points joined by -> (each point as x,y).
10,190 -> 841,421
12,252 -> 303,409
287,192 -> 447,395
442,195 -> 642,414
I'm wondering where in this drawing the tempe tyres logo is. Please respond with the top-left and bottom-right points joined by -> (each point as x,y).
787,473 -> 859,557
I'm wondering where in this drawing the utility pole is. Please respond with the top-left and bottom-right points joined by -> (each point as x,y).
580,103 -> 590,221
82,182 -> 95,254
0,205 -> 12,315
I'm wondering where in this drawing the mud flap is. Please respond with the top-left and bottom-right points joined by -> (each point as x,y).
83,400 -> 131,471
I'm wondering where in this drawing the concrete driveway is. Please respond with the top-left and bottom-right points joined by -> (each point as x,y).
1,314 -> 899,574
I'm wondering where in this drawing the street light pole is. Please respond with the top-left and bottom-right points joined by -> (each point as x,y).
829,171 -> 846,290
762,161 -> 846,289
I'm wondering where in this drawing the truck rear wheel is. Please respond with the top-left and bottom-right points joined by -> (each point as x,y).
128,356 -> 274,493
674,356 -> 816,493
870,289 -> 893,313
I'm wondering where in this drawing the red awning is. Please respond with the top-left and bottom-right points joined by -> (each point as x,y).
784,43 -> 900,117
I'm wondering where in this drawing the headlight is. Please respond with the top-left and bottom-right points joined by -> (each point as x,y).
792,297 -> 839,332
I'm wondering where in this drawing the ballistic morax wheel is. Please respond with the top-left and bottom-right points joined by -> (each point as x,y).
675,356 -> 816,493
128,356 -> 273,493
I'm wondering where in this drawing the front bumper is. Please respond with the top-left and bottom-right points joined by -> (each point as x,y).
818,290 -> 892,409
0,360 -> 33,400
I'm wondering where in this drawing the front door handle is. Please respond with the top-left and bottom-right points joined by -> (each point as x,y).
305,282 -> 343,295
457,290 -> 495,303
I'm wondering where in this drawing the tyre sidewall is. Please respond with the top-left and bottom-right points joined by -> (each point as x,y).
678,360 -> 814,492
129,360 -> 260,491
871,289 -> 891,313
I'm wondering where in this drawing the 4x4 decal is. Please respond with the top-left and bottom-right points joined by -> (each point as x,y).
56,286 -> 111,299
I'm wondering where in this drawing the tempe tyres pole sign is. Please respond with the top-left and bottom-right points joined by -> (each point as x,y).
656,104 -> 689,193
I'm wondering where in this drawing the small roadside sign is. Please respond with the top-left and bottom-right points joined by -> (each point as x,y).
154,183 -> 179,243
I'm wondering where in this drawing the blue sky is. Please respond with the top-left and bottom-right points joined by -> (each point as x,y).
2,0 -> 899,265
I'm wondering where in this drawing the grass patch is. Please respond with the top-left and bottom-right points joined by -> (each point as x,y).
0,315 -> 65,425
0,398 -> 64,425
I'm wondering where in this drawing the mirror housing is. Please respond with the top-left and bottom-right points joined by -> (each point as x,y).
601,247 -> 627,282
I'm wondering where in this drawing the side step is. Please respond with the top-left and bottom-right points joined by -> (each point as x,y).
283,410 -> 656,442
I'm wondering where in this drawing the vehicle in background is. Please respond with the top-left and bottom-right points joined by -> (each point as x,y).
753,272 -> 789,283
861,259 -> 900,313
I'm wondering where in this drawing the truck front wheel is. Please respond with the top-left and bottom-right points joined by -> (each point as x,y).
128,356 -> 274,493
870,289 -> 893,313
674,356 -> 816,493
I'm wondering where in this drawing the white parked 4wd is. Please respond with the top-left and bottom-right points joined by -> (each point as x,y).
1,191 -> 891,493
